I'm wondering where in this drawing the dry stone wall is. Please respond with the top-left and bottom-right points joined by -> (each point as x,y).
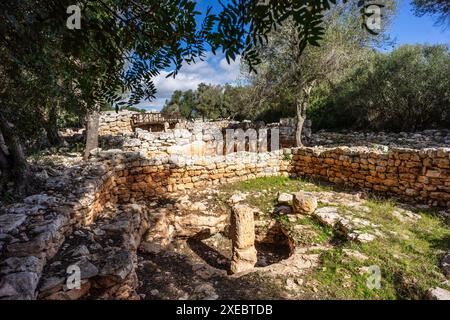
290,147 -> 450,207
99,111 -> 138,135
98,111 -> 307,150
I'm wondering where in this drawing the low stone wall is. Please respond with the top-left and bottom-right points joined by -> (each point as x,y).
93,150 -> 289,203
291,147 -> 450,207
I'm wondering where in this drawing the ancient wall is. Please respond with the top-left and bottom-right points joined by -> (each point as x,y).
98,111 -> 308,149
99,111 -> 138,135
290,147 -> 450,207
89,145 -> 450,208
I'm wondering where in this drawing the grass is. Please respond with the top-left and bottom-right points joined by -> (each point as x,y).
218,176 -> 334,215
309,200 -> 450,300
217,176 -> 450,300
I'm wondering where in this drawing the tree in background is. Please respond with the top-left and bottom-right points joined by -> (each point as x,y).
162,83 -> 257,121
244,1 -> 396,146
315,44 -> 450,131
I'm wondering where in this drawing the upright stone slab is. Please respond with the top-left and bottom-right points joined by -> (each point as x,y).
230,204 -> 257,274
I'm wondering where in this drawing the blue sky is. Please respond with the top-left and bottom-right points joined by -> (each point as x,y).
389,0 -> 449,47
138,0 -> 449,111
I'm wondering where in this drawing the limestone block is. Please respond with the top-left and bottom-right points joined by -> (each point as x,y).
230,204 -> 257,274
230,246 -> 257,274
292,192 -> 317,215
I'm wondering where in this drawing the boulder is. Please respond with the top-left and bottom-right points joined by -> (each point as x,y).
277,193 -> 293,205
441,252 -> 450,278
0,214 -> 27,233
230,247 -> 258,274
0,272 -> 39,300
292,192 -> 317,215
427,287 -> 450,300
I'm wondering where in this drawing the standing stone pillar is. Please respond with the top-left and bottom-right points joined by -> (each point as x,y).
230,204 -> 257,274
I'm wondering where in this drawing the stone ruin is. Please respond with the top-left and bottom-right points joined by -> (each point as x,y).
0,111 -> 448,300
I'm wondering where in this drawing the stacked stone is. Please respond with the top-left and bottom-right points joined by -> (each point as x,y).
98,111 -> 137,135
291,147 -> 450,206
230,205 -> 257,274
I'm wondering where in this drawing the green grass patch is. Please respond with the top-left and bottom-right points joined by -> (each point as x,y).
312,199 -> 450,299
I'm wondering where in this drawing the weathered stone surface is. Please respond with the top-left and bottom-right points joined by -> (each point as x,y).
0,214 -> 27,233
0,256 -> 45,275
100,250 -> 134,281
392,209 -> 421,223
76,258 -> 99,280
38,276 -> 66,294
278,193 -> 293,205
228,193 -> 247,204
313,206 -> 341,226
313,206 -> 380,243
259,249 -> 320,275
230,246 -> 257,274
43,280 -> 91,300
230,205 -> 257,274
230,205 -> 256,249
441,252 -> 450,278
427,287 -> 450,300
139,242 -> 162,254
292,192 -> 317,215
0,272 -> 39,300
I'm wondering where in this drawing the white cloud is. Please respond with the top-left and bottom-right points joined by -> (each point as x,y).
136,53 -> 242,110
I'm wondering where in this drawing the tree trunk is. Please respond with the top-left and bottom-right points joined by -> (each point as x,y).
0,113 -> 28,194
295,104 -> 305,147
295,97 -> 307,147
84,109 -> 100,160
45,104 -> 63,146
295,85 -> 313,147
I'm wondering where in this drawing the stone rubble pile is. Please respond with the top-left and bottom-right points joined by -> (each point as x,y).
292,147 -> 449,207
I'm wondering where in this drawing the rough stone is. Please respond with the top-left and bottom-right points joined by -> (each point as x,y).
0,272 -> 39,300
292,192 -> 317,215
427,287 -> 450,300
277,193 -> 293,205
230,205 -> 257,274
441,253 -> 450,278
0,214 -> 27,233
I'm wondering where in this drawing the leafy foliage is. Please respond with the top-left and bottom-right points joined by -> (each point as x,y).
162,83 -> 252,120
412,0 -> 450,26
310,44 -> 450,131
